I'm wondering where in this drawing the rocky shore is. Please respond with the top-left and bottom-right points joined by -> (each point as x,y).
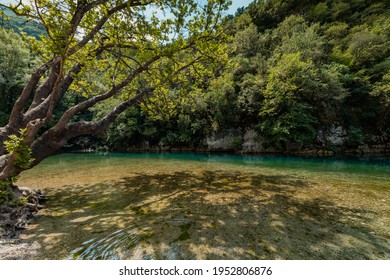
0,186 -> 45,240
0,186 -> 45,259
77,128 -> 390,157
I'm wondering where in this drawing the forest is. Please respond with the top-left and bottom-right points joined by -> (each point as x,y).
1,0 -> 389,155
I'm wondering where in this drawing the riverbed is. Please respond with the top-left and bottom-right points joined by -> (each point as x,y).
2,153 -> 389,259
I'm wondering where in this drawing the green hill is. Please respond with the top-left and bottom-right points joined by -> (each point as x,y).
0,7 -> 46,39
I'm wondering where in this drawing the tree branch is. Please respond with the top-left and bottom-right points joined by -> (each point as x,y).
29,86 -> 154,164
3,58 -> 56,132
67,86 -> 155,137
51,54 -> 161,132
67,0 -> 153,57
22,62 -> 84,125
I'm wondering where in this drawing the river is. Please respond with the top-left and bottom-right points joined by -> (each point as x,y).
12,153 -> 390,259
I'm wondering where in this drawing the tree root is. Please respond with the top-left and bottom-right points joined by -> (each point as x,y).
0,186 -> 45,239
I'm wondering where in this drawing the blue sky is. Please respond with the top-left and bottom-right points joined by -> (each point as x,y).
226,0 -> 253,14
1,0 -> 254,14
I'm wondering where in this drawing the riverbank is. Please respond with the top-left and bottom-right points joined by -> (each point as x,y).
0,186 -> 45,258
70,128 -> 390,157
75,141 -> 390,158
0,238 -> 40,259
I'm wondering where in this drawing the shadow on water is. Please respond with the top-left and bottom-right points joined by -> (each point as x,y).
22,170 -> 390,260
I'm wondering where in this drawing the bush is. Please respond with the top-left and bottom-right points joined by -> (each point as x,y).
231,136 -> 243,150
346,126 -> 364,146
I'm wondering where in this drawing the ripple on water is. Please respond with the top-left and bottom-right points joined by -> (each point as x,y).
68,218 -> 194,260
68,227 -> 144,260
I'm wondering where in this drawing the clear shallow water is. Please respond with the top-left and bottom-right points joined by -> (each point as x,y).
16,153 -> 390,260
20,152 -> 390,184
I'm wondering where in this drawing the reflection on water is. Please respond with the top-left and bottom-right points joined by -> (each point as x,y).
15,153 -> 390,260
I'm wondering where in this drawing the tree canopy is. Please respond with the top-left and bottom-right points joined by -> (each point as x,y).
0,0 -> 231,185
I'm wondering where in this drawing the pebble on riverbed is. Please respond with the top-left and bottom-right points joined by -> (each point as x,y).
0,186 -> 45,240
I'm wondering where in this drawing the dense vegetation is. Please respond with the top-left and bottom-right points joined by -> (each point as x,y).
1,0 -> 389,154
99,0 -> 390,152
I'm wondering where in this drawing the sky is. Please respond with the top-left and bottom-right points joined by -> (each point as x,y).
1,0 -> 254,15
226,0 -> 253,15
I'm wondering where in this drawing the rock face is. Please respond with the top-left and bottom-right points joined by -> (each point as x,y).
204,127 -> 390,155
206,129 -> 242,151
324,125 -> 347,146
0,187 -> 45,240
354,133 -> 390,155
241,130 -> 264,153
319,125 -> 357,149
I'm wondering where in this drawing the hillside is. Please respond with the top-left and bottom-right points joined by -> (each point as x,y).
91,0 -> 389,155
0,7 -> 46,38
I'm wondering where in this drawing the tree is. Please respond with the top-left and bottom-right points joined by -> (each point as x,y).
0,28 -> 39,126
259,52 -> 317,145
259,52 -> 346,145
233,23 -> 260,57
0,0 -> 230,185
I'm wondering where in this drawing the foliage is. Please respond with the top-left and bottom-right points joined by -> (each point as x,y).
98,1 -> 389,150
0,28 -> 30,88
0,174 -> 29,205
0,28 -> 39,125
234,24 -> 260,57
4,128 -> 35,169
259,53 -> 318,144
346,126 -> 365,146
0,177 -> 14,204
230,136 -> 243,150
